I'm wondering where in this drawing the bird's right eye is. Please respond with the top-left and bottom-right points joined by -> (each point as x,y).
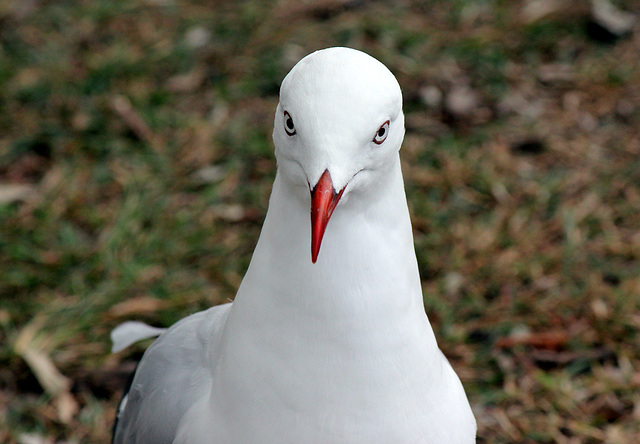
284,111 -> 296,136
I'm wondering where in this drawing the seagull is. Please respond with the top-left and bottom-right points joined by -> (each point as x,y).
112,47 -> 477,443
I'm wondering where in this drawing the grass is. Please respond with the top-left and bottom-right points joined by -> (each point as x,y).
1,1 -> 640,442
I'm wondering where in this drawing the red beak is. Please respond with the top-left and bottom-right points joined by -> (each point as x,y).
310,170 -> 344,263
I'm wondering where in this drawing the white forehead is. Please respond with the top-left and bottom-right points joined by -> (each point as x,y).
279,48 -> 402,135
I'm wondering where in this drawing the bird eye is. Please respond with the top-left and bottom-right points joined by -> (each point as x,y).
284,111 -> 296,136
373,121 -> 389,145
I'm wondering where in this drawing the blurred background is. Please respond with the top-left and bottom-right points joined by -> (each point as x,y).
1,0 -> 639,442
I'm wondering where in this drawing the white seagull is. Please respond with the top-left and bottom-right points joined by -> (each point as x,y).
112,47 -> 476,443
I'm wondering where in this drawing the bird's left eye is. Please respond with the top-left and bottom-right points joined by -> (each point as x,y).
373,121 -> 389,145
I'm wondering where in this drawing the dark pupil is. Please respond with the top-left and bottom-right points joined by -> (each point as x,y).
286,118 -> 294,129
378,127 -> 385,137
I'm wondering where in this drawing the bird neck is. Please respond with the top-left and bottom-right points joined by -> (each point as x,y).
228,154 -> 429,339
206,156 -> 443,436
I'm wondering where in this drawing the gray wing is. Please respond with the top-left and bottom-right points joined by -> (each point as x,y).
113,303 -> 232,444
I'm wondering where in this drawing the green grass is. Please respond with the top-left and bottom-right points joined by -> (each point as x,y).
1,1 -> 639,442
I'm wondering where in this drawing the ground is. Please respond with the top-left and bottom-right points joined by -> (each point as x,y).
1,1 -> 639,443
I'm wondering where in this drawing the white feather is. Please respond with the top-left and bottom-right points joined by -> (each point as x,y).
110,321 -> 167,353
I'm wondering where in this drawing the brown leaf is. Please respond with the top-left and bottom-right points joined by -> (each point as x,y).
108,296 -> 167,318
0,184 -> 36,204
12,317 -> 78,423
496,330 -> 569,350
111,95 -> 163,152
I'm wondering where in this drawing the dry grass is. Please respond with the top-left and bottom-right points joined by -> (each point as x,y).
1,1 -> 639,442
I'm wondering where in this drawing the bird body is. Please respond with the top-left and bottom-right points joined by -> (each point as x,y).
113,47 -> 476,443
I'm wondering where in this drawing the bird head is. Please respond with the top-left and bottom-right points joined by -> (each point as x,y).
272,47 -> 405,263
